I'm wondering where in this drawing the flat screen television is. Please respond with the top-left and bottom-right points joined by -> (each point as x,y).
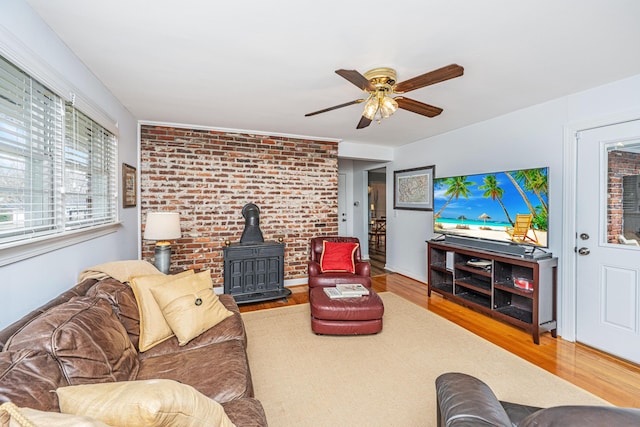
433,167 -> 549,248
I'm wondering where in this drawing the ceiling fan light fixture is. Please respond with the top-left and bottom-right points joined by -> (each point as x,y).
364,92 -> 398,123
306,63 -> 463,129
363,95 -> 379,120
381,95 -> 398,116
379,106 -> 391,120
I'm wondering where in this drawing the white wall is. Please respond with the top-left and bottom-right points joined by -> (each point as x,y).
387,98 -> 568,280
337,159 -> 355,237
385,73 -> 640,332
338,159 -> 385,258
0,1 -> 139,329
3,0 -> 639,332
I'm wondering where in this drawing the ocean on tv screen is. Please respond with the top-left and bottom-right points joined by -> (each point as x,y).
433,167 -> 548,248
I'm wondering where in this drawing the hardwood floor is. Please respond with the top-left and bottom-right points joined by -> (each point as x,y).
239,273 -> 640,408
368,241 -> 387,276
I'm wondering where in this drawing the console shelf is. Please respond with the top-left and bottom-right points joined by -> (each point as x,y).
427,240 -> 558,344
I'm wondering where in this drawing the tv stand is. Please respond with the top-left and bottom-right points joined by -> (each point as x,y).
427,240 -> 557,344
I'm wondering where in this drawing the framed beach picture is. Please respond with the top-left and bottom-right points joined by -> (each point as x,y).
394,165 -> 435,211
122,163 -> 137,208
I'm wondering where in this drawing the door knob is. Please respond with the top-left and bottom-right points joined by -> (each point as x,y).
580,233 -> 589,240
578,247 -> 590,255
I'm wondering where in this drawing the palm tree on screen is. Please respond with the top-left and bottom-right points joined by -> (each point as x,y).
434,176 -> 475,218
506,168 -> 549,230
478,174 -> 514,226
505,172 -> 536,216
520,169 -> 548,213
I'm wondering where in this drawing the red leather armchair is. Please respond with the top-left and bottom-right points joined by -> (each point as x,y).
307,236 -> 371,289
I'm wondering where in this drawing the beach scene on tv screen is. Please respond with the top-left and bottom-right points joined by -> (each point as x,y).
433,167 -> 548,247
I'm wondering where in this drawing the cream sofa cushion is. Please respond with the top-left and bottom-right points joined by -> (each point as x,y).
0,402 -> 109,427
57,379 -> 235,427
150,270 -> 233,346
129,270 -> 194,351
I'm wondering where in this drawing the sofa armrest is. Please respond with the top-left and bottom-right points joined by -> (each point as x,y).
499,401 -> 542,425
435,372 -> 512,427
518,406 -> 640,426
307,261 -> 321,277
355,261 -> 370,278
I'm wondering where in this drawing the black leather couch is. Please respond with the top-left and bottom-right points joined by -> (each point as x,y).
436,372 -> 640,426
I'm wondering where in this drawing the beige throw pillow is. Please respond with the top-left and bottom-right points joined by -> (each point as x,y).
0,402 -> 110,427
150,270 -> 233,346
129,270 -> 194,351
57,379 -> 236,427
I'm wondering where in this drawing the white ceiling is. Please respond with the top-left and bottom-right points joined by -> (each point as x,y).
25,0 -> 640,147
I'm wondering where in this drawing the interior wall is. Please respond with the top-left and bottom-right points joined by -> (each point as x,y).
0,1 -> 139,329
388,98 -> 567,280
346,161 -> 391,258
385,73 -> 640,334
140,125 -> 339,287
387,73 -> 640,283
337,159 -> 355,237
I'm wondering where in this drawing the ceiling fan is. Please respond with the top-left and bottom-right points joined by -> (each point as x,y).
305,64 -> 464,129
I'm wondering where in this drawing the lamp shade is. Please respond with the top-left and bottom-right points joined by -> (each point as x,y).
143,212 -> 181,241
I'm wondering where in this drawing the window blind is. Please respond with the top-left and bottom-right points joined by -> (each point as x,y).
0,55 -> 63,244
0,54 -> 117,247
64,104 -> 117,230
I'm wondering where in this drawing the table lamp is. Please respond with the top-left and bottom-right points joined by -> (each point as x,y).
143,212 -> 181,274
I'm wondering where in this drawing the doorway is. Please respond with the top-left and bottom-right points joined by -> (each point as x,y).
338,173 -> 347,236
368,167 -> 387,275
575,120 -> 640,364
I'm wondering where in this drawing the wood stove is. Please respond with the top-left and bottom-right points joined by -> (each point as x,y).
223,241 -> 290,304
222,203 -> 291,304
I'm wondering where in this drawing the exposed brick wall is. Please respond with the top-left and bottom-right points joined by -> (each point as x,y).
139,125 -> 339,286
607,150 -> 640,243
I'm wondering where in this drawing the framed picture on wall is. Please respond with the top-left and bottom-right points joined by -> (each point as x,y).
394,165 -> 435,211
122,163 -> 137,208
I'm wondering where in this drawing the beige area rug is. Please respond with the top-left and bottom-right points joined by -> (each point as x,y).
242,293 -> 608,427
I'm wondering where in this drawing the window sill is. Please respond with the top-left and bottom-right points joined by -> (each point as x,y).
0,223 -> 122,267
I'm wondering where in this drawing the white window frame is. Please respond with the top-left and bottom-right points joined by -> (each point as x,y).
0,44 -> 120,267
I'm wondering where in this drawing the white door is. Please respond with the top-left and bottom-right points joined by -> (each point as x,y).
576,120 -> 640,364
338,173 -> 347,235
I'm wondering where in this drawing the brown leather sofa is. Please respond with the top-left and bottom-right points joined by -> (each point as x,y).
0,277 -> 267,426
436,372 -> 640,426
307,236 -> 371,289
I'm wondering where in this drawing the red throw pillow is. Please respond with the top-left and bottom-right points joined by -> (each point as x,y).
320,241 -> 359,273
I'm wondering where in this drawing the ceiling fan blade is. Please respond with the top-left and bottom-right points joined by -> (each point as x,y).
305,99 -> 365,117
395,97 -> 443,117
356,116 -> 372,129
335,69 -> 375,92
393,64 -> 464,93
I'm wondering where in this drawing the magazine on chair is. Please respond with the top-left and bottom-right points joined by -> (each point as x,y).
323,284 -> 370,299
336,283 -> 370,296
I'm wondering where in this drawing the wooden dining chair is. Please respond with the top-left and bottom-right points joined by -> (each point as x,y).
369,219 -> 386,247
